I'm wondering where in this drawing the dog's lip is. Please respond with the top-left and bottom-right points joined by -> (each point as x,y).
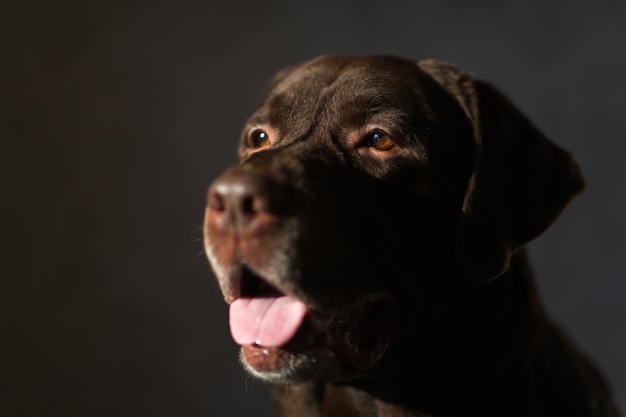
326,294 -> 397,368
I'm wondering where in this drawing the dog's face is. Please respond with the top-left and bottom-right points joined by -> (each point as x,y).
203,56 -> 583,385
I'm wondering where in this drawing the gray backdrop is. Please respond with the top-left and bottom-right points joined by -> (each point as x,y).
2,1 -> 624,416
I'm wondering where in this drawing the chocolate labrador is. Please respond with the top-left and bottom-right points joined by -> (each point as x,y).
203,56 -> 619,417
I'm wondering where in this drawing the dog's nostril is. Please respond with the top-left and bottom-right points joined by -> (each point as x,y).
240,195 -> 256,215
207,187 -> 226,212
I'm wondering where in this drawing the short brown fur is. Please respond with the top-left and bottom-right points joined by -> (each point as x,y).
204,56 -> 619,417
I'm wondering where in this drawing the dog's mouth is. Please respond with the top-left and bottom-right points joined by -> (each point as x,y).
227,265 -> 397,376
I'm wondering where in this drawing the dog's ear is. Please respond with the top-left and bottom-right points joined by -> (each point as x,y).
418,59 -> 585,281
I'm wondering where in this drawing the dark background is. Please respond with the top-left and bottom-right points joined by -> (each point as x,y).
2,1 -> 625,416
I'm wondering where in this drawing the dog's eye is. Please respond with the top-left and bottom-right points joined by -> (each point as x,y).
249,129 -> 271,149
367,131 -> 395,151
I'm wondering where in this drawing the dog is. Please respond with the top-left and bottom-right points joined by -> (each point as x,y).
203,56 -> 619,417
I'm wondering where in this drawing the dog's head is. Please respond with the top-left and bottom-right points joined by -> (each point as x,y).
203,56 -> 584,385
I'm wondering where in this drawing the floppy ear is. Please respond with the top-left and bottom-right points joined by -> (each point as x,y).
418,59 -> 585,281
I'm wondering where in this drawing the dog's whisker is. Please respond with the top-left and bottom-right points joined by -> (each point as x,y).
180,250 -> 208,273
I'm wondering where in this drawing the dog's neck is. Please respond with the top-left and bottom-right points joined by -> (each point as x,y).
274,250 -> 549,417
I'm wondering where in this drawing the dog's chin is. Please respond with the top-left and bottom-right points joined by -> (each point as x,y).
239,345 -> 347,384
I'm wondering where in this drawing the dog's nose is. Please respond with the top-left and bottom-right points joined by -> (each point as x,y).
207,169 -> 292,232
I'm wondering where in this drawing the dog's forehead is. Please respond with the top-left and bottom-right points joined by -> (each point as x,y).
273,56 -> 420,93
276,57 -> 430,105
251,56 -> 439,132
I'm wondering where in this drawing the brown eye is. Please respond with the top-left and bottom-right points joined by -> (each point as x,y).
249,129 -> 270,149
367,131 -> 395,151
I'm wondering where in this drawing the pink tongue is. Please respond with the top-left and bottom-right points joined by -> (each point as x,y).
229,296 -> 308,347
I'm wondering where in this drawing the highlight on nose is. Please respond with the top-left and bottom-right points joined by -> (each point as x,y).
207,174 -> 262,230
206,169 -> 295,232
